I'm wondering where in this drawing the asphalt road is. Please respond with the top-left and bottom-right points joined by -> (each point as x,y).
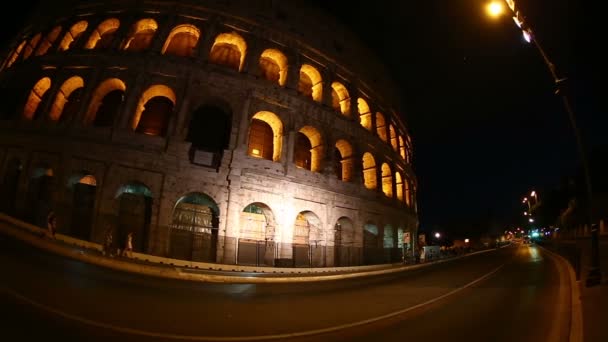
0,235 -> 571,342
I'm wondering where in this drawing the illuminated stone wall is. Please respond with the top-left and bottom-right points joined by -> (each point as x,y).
0,0 -> 418,267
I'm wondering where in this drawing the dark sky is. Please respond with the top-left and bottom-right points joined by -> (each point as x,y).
2,1 -> 604,237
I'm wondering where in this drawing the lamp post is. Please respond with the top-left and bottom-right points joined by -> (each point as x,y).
486,1 -> 600,286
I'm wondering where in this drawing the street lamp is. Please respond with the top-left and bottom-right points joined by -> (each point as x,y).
485,0 -> 600,286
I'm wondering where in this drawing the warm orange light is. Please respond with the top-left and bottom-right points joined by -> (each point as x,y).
252,148 -> 260,156
486,1 -> 505,17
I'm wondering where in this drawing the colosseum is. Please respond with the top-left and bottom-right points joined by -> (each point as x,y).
0,0 -> 418,268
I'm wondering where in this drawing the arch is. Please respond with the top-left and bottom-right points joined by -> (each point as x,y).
389,124 -> 398,151
363,221 -> 380,264
5,40 -> 27,68
331,82 -> 351,116
84,78 -> 126,126
395,171 -> 404,201
25,166 -> 55,227
362,152 -> 377,190
22,33 -> 42,60
399,135 -> 406,160
405,178 -> 411,207
334,216 -> 356,266
67,173 -> 97,241
209,32 -> 247,71
298,64 -> 323,102
23,77 -> 52,120
259,48 -> 287,86
238,202 -> 277,266
397,227 -> 405,249
383,224 -> 395,248
376,112 -> 387,142
293,210 -> 324,267
248,111 -> 283,162
295,126 -> 323,172
84,18 -> 120,50
162,24 -> 201,57
115,181 -> 152,253
58,21 -> 88,51
132,84 -> 176,136
48,76 -> 85,122
357,98 -> 373,131
0,158 -> 23,215
334,139 -> 353,182
169,192 -> 219,262
122,18 -> 157,52
381,163 -> 393,198
35,26 -> 62,56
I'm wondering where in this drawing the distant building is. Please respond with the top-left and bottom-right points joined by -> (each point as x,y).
0,0 -> 418,267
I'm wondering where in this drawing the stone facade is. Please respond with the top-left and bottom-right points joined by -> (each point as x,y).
0,0 -> 418,267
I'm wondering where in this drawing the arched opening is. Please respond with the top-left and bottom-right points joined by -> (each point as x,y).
25,167 -> 55,227
298,64 -> 323,102
49,76 -> 85,122
247,111 -> 283,162
132,84 -> 176,137
381,163 -> 393,198
259,48 -> 287,86
58,21 -> 88,51
363,222 -> 381,265
209,32 -> 246,71
122,18 -> 157,52
85,18 -> 120,50
295,126 -> 323,172
84,78 -> 126,127
389,124 -> 398,151
405,178 -> 411,207
376,112 -> 387,142
334,217 -> 356,266
383,225 -> 395,248
357,98 -> 372,131
115,182 -> 152,254
362,152 -> 377,190
22,33 -> 42,60
5,40 -> 26,68
186,104 -> 231,166
334,139 -> 353,182
67,173 -> 97,241
331,82 -> 351,116
395,171 -> 404,201
0,158 -> 23,216
238,202 -> 277,266
399,135 -> 406,160
35,26 -> 62,56
169,192 -> 219,262
23,77 -> 52,120
162,24 -> 200,57
293,211 -> 324,267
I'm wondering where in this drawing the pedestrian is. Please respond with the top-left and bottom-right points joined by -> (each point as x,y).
46,211 -> 57,238
121,232 -> 133,258
103,227 -> 114,257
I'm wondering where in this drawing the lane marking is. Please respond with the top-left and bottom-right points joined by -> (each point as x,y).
1,263 -> 505,341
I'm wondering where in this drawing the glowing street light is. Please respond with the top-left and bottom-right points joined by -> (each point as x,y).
434,232 -> 441,239
486,1 -> 504,17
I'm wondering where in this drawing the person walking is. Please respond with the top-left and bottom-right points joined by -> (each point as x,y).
46,211 -> 57,238
121,232 -> 133,258
102,227 -> 114,257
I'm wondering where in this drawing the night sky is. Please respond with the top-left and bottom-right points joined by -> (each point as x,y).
1,1 -> 604,238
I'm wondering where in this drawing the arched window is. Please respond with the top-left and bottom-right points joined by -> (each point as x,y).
399,135 -> 406,160
162,24 -> 201,57
395,171 -> 404,201
122,18 -> 157,52
381,163 -> 392,198
405,178 -> 411,207
132,84 -> 176,137
209,32 -> 246,71
334,139 -> 353,182
5,40 -> 26,68
84,18 -> 120,50
298,64 -> 323,102
357,98 -> 373,131
296,126 -> 324,172
389,124 -> 398,151
362,152 -> 377,190
247,111 -> 283,162
84,78 -> 126,127
58,21 -> 88,51
376,112 -> 387,142
259,48 -> 287,86
23,77 -> 52,120
35,26 -> 62,56
48,76 -> 85,122
331,82 -> 351,116
22,33 -> 42,60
